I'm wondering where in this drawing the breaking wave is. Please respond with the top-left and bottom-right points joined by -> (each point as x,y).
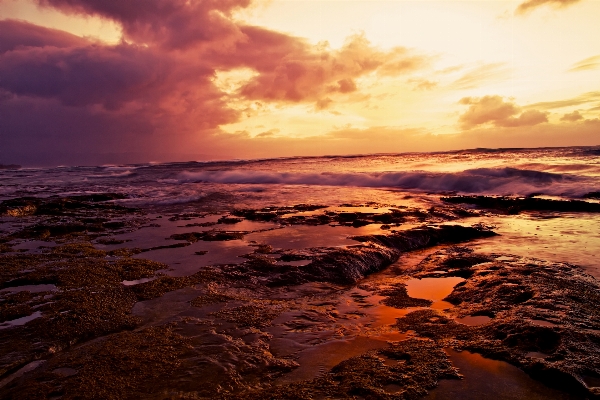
178,167 -> 597,197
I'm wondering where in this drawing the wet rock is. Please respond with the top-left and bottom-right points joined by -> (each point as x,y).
181,221 -> 218,228
402,247 -> 600,397
311,225 -> 496,284
583,192 -> 600,199
352,225 -> 497,253
170,230 -> 245,242
0,325 -> 190,400
223,338 -> 460,400
1,195 -> 141,245
233,203 -> 472,228
218,216 -> 243,224
130,267 -> 227,301
95,237 -> 129,245
0,242 -> 174,380
351,219 -> 371,227
379,284 -> 433,308
302,243 -> 399,285
441,195 -> 600,213
212,304 -> 283,328
10,223 -> 89,240
2,193 -> 591,399
252,225 -> 495,287
292,204 -> 328,212
0,291 -> 36,322
130,276 -> 194,301
168,212 -> 205,221
0,195 -> 132,218
139,242 -> 191,252
190,289 -> 234,306
232,209 -> 278,221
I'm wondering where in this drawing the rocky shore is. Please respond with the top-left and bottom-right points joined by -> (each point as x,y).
0,194 -> 598,399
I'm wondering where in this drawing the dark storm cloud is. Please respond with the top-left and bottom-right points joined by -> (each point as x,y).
0,19 -> 88,54
0,43 -> 178,109
35,0 -> 251,49
0,0 -> 432,165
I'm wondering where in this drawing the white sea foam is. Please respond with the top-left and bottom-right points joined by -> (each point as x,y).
177,167 -> 595,197
3,147 -> 600,203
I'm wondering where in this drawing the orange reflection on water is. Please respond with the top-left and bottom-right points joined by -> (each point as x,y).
405,277 -> 465,309
472,213 -> 600,279
276,333 -> 406,384
425,350 -> 580,400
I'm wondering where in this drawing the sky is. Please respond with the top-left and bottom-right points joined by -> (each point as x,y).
0,0 -> 599,166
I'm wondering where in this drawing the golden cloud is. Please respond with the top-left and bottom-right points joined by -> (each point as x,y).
458,96 -> 547,129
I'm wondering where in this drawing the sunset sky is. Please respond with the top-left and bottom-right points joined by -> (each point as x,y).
1,0 -> 599,165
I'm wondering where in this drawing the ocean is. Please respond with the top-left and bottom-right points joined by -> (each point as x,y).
3,146 -> 600,203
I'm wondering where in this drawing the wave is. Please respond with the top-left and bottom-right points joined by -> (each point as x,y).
178,167 -> 597,197
85,169 -> 137,178
117,194 -> 208,206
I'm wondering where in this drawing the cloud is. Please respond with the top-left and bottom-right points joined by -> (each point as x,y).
231,32 -> 429,104
407,78 -> 438,91
569,55 -> 600,72
35,0 -> 251,50
0,19 -> 89,54
0,43 -> 181,109
315,97 -> 334,110
450,63 -> 511,90
256,128 -> 279,137
0,0 -> 434,166
516,0 -> 581,14
527,91 -> 600,110
560,110 -> 584,122
458,96 -> 547,129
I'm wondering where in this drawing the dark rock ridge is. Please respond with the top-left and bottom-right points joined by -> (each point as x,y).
0,195 -> 142,243
255,225 -> 497,286
442,195 -> 600,213
0,194 -> 130,217
170,230 -> 245,242
232,203 -> 476,227
584,192 -> 600,199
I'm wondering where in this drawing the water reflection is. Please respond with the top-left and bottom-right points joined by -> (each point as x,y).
245,224 -> 386,250
426,350 -> 581,400
405,277 -> 464,310
471,214 -> 600,279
